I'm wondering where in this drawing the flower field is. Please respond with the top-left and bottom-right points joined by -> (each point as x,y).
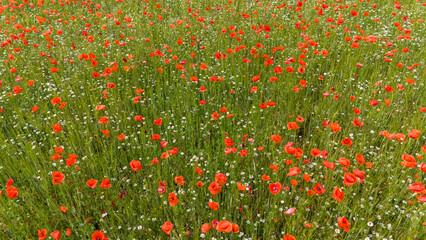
0,0 -> 425,239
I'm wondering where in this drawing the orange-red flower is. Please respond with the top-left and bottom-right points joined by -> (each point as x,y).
38,229 -> 47,240
208,201 -> 219,211
91,231 -> 108,240
337,217 -> 350,232
98,116 -> 109,124
215,173 -> 227,185
100,179 -> 111,189
216,220 -> 233,233
314,183 -> 326,195
271,134 -> 282,143
344,173 -> 357,186
341,138 -> 352,146
269,182 -> 282,195
168,192 -> 179,206
154,118 -> 163,125
130,160 -> 142,171
86,179 -> 98,188
174,176 -> 185,185
323,160 -> 335,170
338,158 -> 351,167
201,223 -> 211,233
195,167 -> 204,175
262,174 -> 271,181
52,172 -> 65,185
329,122 -> 341,133
408,182 -> 426,193
287,122 -> 299,130
51,123 -> 63,133
311,148 -> 322,157
6,187 -> 18,199
283,235 -> 296,240
51,97 -> 62,105
50,230 -> 61,240
287,167 -> 301,176
197,181 -> 204,188
208,181 -> 222,195
333,187 -> 344,202
224,137 -> 235,147
237,182 -> 247,191
401,154 -> 417,168
232,223 -> 239,233
60,206 -> 68,213
161,221 -> 173,235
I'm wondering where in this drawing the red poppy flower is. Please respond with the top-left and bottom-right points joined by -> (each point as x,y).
269,182 -> 282,195
337,217 -> 350,232
161,221 -> 173,235
86,179 -> 98,188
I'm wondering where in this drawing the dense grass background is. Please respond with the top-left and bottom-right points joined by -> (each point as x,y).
0,0 -> 425,239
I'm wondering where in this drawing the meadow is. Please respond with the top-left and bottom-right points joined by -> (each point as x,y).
0,0 -> 425,239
